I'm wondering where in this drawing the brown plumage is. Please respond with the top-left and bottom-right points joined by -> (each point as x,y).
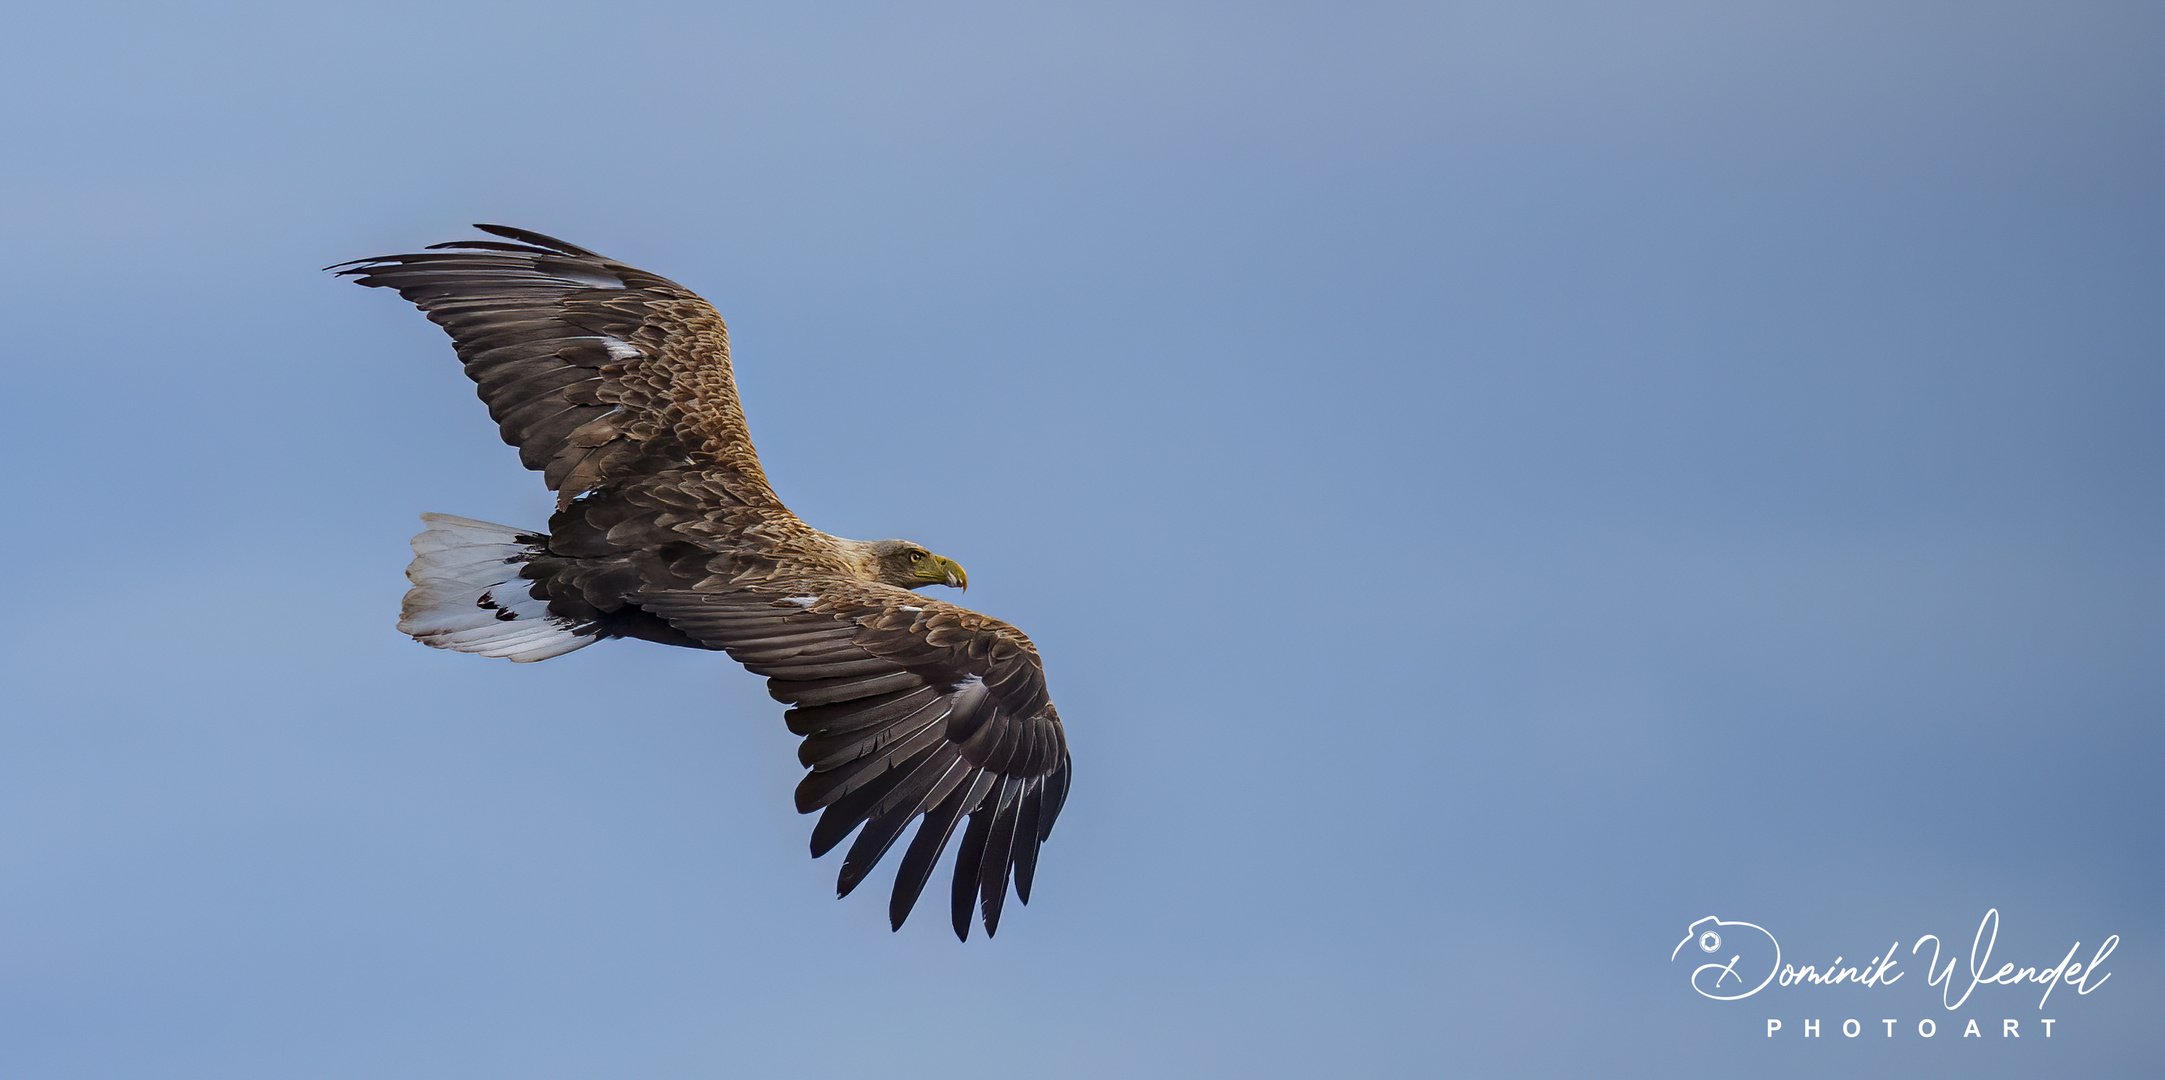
333,225 -> 1070,939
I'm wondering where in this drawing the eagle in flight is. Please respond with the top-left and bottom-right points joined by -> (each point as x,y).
334,226 -> 1070,940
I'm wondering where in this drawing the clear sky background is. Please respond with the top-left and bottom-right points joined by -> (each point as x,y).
1,2 -> 2158,1077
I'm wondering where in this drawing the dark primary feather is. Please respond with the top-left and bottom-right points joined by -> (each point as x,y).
469,223 -> 605,256
976,778 -> 1022,936
891,772 -> 987,929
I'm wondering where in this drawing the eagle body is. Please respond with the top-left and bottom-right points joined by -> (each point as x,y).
335,226 -> 1069,939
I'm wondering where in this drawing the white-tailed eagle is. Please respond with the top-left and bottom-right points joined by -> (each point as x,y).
334,226 -> 1070,940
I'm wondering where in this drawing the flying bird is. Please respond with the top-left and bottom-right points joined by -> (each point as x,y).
333,226 -> 1070,940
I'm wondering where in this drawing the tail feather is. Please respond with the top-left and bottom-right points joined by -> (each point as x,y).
399,513 -> 597,662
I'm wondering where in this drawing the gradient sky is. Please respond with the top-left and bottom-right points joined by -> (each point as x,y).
2,2 -> 2159,1077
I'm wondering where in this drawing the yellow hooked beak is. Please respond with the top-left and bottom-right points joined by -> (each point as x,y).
936,556 -> 967,591
909,553 -> 968,590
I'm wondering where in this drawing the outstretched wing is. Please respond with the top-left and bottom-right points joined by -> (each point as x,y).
332,225 -> 780,509
635,583 -> 1072,940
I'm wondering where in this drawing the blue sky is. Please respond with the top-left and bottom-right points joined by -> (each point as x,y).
2,2 -> 2158,1076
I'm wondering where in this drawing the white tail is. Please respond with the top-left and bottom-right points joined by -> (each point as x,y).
398,513 -> 597,662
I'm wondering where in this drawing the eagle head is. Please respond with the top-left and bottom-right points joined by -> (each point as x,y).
869,540 -> 968,591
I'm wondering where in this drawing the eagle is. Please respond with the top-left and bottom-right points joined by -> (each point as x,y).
333,226 -> 1070,940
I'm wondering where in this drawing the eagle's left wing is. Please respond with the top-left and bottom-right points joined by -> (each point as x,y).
330,226 -> 784,511
633,583 -> 1072,940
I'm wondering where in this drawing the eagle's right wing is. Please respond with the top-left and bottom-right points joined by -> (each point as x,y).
633,582 -> 1073,941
